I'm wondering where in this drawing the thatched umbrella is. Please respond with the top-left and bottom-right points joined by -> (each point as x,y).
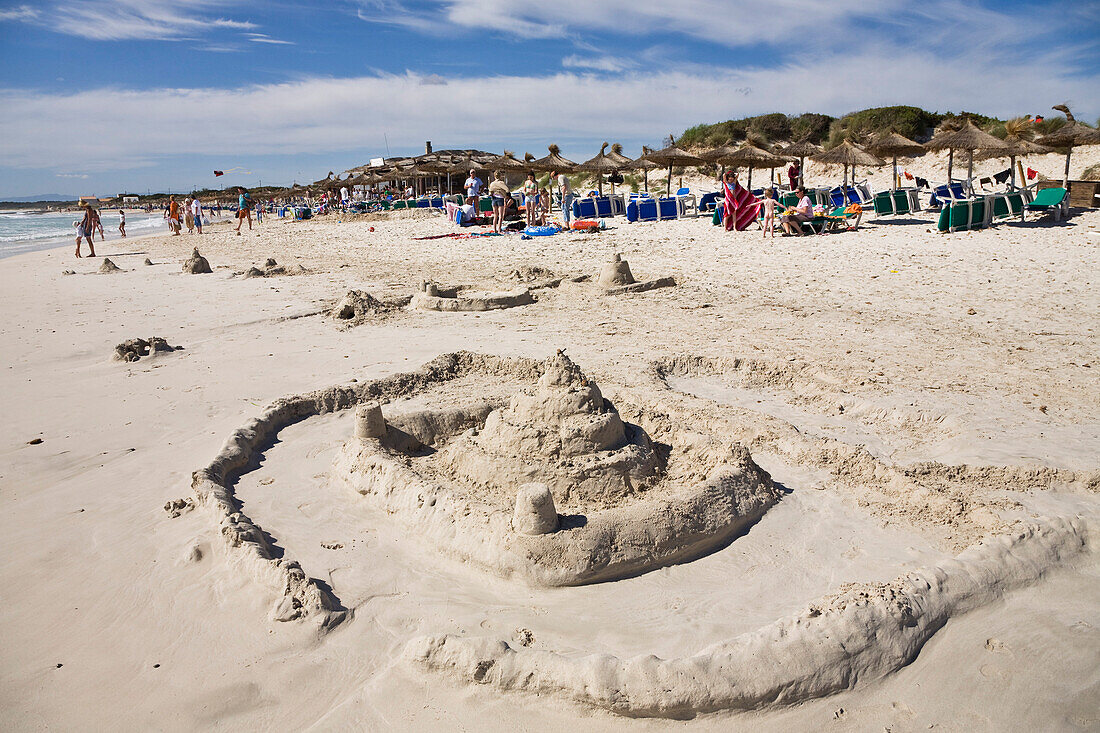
532,144 -> 577,174
777,140 -> 821,188
975,119 -> 1050,190
866,129 -> 926,190
578,142 -> 621,194
699,144 -> 742,185
641,136 -> 704,195
607,143 -> 634,168
485,150 -> 527,174
722,142 -> 785,189
924,120 -> 1009,190
811,140 -> 885,188
629,147 -> 661,193
1037,105 -> 1100,187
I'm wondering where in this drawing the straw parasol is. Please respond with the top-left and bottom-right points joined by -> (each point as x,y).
630,146 -> 661,192
532,144 -> 577,174
640,136 -> 704,195
811,140 -> 885,187
778,139 -> 821,188
607,143 -> 634,168
924,120 -> 1010,189
578,142 -> 621,194
975,119 -> 1050,189
1037,105 -> 1100,187
485,150 -> 528,174
722,142 -> 785,189
866,129 -> 926,190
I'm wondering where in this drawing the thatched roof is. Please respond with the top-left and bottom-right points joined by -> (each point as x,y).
1037,122 -> 1100,148
532,144 -> 577,172
699,144 -> 742,163
976,135 -> 1051,161
606,143 -> 634,167
723,142 -> 785,168
924,120 -> 1010,153
779,140 -> 823,158
812,140 -> 885,167
484,151 -> 528,172
640,138 -> 704,166
578,143 -> 621,173
631,146 -> 662,170
866,129 -> 926,158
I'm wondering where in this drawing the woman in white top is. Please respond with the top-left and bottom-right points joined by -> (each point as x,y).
523,173 -> 539,226
781,186 -> 814,235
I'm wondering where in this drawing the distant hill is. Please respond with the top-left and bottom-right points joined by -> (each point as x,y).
0,194 -> 80,203
677,106 -> 1012,150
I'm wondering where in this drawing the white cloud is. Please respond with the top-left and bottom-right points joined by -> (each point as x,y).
55,172 -> 89,179
2,53 -> 1096,174
246,33 -> 294,45
0,5 -> 38,21
562,55 -> 632,73
39,0 -> 256,41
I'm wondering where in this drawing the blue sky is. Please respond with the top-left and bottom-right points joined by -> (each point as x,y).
0,0 -> 1097,198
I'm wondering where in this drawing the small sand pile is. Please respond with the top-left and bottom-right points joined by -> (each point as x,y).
330,289 -> 391,323
182,249 -> 212,274
597,254 -> 675,294
411,280 -> 535,312
113,337 -> 179,362
243,258 -> 309,278
98,258 -> 123,274
143,258 -> 154,266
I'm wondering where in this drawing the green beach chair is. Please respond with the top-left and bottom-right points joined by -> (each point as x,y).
1024,187 -> 1068,221
393,199 -> 407,210
873,191 -> 894,215
891,190 -> 911,215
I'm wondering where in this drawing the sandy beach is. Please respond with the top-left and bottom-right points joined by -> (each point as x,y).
1,147 -> 1097,730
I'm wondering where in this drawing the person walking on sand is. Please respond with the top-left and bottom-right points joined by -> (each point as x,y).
118,208 -> 126,237
488,173 -> 509,234
184,196 -> 195,234
464,169 -> 482,215
234,187 -> 253,234
91,206 -> 105,240
166,196 -> 181,235
74,202 -> 96,257
552,169 -> 573,227
191,196 -> 203,234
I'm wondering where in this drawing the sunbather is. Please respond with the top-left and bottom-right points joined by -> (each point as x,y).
781,187 -> 814,235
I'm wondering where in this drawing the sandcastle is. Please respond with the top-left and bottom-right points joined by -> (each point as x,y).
98,257 -> 123,274
243,257 -> 309,278
113,337 -> 179,362
182,248 -> 212,274
331,351 -> 779,585
598,254 -> 675,294
410,280 -> 535,312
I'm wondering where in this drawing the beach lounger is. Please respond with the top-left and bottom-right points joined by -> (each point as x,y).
572,198 -> 598,220
657,197 -> 680,220
429,197 -> 444,208
673,188 -> 698,217
631,198 -> 658,222
609,195 -> 626,216
594,196 -> 613,218
989,192 -> 1026,223
1024,187 -> 1069,221
936,198 -> 990,233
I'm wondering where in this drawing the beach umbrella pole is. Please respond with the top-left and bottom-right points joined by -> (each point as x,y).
667,166 -> 672,196
1063,150 -> 1071,187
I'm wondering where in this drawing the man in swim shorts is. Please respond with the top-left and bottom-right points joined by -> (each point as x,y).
464,169 -> 482,215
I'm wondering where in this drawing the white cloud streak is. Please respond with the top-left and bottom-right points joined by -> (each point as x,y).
0,5 -> 38,21
25,0 -> 255,41
2,53 -> 1096,173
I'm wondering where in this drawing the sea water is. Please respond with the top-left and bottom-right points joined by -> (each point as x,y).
0,209 -> 169,259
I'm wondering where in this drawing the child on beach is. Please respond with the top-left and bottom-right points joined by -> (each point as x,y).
118,208 -> 126,237
761,188 -> 777,238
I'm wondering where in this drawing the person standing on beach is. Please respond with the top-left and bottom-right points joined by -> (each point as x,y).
74,202 -> 96,257
787,160 -> 800,190
118,208 -> 126,237
552,169 -> 573,226
488,173 -> 509,233
191,197 -> 203,234
91,206 -> 105,240
234,187 -> 252,234
464,170 -> 482,215
166,196 -> 181,235
184,196 -> 195,234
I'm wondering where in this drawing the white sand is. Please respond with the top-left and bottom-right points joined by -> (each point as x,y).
1,164 -> 1098,729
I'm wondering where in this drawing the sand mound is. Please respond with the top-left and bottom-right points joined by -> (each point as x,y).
182,248 -> 212,274
406,514 -> 1090,717
243,258 -> 309,278
113,337 -> 179,362
596,254 -> 675,295
332,352 -> 779,585
143,258 -> 154,266
411,281 -> 535,312
327,289 -> 400,327
98,258 -> 123,274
